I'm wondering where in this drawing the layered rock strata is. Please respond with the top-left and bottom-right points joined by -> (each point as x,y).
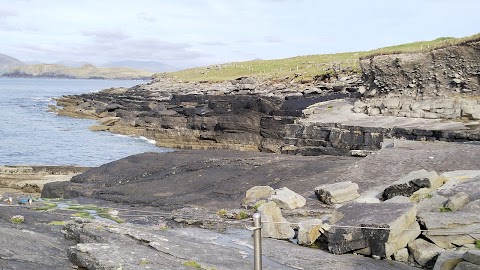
357,39 -> 480,120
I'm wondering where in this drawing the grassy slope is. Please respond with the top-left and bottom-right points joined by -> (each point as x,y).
160,33 -> 480,83
6,63 -> 153,80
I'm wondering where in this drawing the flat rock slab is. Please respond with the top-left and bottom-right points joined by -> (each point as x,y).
0,206 -> 75,270
328,202 -> 419,258
64,219 -> 417,270
335,140 -> 480,193
42,150 -> 358,210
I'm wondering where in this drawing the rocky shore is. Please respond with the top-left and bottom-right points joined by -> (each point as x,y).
52,40 -> 480,156
1,39 -> 479,269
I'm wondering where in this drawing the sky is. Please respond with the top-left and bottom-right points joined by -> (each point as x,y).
0,0 -> 479,69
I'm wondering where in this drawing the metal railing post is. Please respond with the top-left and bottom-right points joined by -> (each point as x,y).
252,213 -> 262,270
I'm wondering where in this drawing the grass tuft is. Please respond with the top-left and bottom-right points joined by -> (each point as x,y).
183,260 -> 202,268
48,221 -> 66,226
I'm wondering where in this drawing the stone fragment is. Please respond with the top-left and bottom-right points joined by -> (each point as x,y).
440,171 -> 480,184
418,212 -> 480,249
445,192 -> 470,211
243,186 -> 274,206
257,201 -> 295,239
433,251 -> 464,270
99,117 -> 120,126
270,187 -> 306,210
297,219 -> 323,245
327,202 -> 419,258
394,248 -> 410,263
314,181 -> 360,205
417,194 -> 448,214
463,250 -> 480,265
382,169 -> 440,200
454,262 -> 480,270
408,238 -> 445,268
410,188 -> 432,203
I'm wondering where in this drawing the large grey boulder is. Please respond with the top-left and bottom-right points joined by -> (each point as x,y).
327,202 -> 420,258
297,219 -> 323,245
257,201 -> 295,239
445,192 -> 470,211
408,238 -> 445,268
243,186 -> 275,206
433,251 -> 464,270
463,250 -> 480,265
270,187 -> 306,210
314,181 -> 360,205
454,262 -> 480,270
382,170 -> 441,200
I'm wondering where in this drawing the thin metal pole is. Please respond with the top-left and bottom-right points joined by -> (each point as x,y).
253,213 -> 262,270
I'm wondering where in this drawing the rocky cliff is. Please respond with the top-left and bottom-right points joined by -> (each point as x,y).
54,75 -> 364,153
53,40 -> 480,155
357,39 -> 480,120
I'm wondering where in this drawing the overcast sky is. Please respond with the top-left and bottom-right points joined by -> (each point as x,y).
0,0 -> 479,68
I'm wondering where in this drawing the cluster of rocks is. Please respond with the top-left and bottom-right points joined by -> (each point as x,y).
353,96 -> 480,120
0,165 -> 88,193
145,73 -> 363,100
247,169 -> 480,269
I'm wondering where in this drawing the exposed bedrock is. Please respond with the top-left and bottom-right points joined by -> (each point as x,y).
358,40 -> 480,120
54,41 -> 480,155
41,150 -> 359,210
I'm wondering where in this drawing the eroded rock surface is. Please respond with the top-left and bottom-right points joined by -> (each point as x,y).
42,150 -> 359,210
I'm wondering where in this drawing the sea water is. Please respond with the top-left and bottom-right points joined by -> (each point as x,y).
0,78 -> 170,167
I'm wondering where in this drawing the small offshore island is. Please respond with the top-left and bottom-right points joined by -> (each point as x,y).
1,35 -> 480,270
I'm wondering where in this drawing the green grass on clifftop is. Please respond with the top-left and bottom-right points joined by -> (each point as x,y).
158,33 -> 480,83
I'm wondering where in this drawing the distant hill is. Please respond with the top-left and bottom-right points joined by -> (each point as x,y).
2,63 -> 153,80
102,60 -> 178,72
0,53 -> 26,73
52,60 -> 90,68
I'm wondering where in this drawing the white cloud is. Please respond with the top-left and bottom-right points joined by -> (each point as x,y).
0,0 -> 479,68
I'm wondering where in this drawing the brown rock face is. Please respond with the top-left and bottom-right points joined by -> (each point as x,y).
360,41 -> 480,98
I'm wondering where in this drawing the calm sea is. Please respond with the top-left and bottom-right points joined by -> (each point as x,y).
0,78 -> 169,167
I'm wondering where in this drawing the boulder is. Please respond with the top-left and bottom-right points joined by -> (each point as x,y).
315,181 -> 360,205
99,117 -> 120,126
445,192 -> 470,211
243,186 -> 275,206
464,250 -> 480,265
382,170 -> 441,200
257,201 -> 295,239
435,176 -> 480,202
408,238 -> 445,268
394,248 -> 410,263
327,202 -> 419,258
440,171 -> 480,184
410,188 -> 432,203
270,187 -> 306,210
417,194 -> 449,214
433,251 -> 464,270
454,262 -> 480,270
418,212 -> 480,249
297,219 -> 323,245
